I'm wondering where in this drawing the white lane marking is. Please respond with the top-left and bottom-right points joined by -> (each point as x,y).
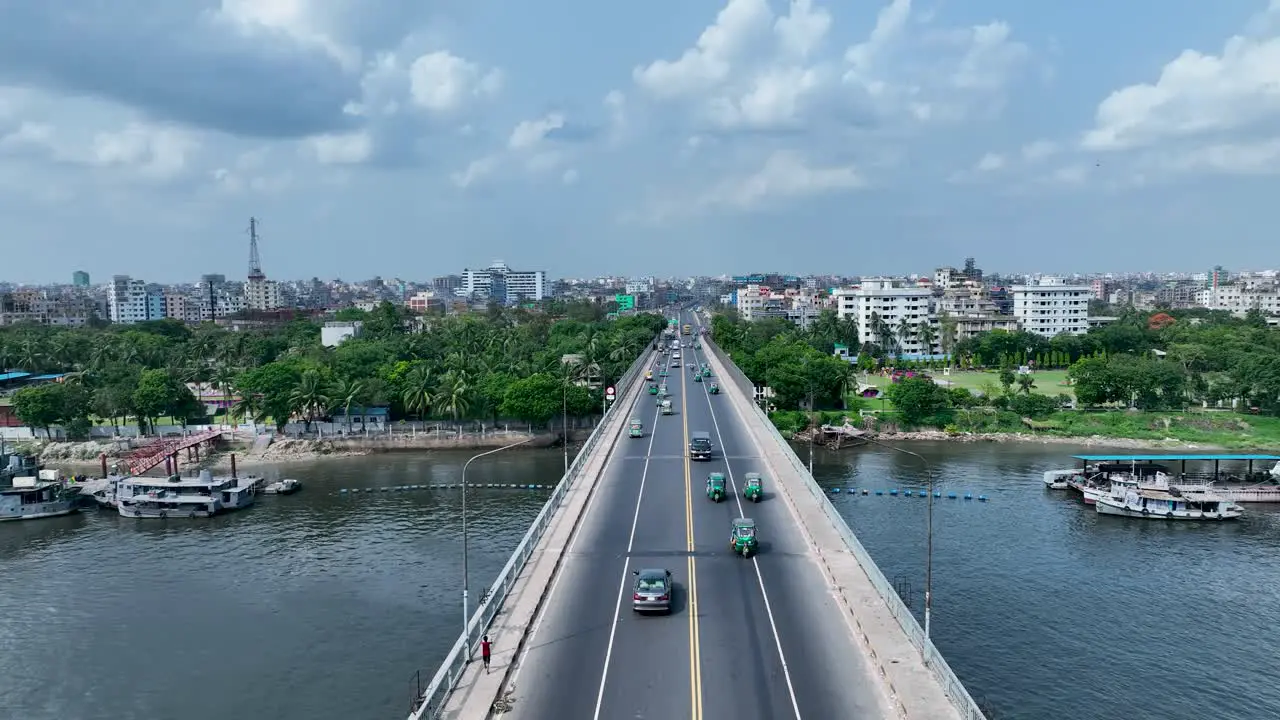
691,343 -> 803,720
506,353 -> 658,700
591,372 -> 665,719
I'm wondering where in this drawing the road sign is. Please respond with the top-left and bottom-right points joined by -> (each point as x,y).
606,386 -> 615,396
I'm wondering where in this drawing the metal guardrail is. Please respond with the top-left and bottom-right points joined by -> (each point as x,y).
703,334 -> 988,720
408,338 -> 657,720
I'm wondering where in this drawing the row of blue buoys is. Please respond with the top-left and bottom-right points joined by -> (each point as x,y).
339,483 -> 554,494
830,488 -> 988,501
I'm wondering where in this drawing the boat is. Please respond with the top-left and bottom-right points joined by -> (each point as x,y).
263,478 -> 301,495
1,470 -> 79,521
75,476 -> 125,509
1095,485 -> 1243,521
1043,469 -> 1077,489
117,470 -> 257,519
1058,453 -> 1280,504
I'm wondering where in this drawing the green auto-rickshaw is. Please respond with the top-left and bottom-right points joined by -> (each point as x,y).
693,374 -> 702,383
730,518 -> 758,557
706,473 -> 726,502
743,472 -> 763,502
629,419 -> 644,438
648,384 -> 659,395
708,383 -> 719,395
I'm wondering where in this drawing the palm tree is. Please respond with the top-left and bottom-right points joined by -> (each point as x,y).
288,370 -> 330,432
434,370 -> 471,422
916,322 -> 937,356
895,317 -> 915,356
870,313 -> 892,354
329,377 -> 365,432
401,365 -> 434,420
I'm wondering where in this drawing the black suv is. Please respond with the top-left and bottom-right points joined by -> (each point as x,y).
689,431 -> 713,461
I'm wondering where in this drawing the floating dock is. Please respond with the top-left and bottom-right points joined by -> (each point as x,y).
1070,453 -> 1280,503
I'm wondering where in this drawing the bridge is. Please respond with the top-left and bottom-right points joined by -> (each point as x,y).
123,428 -> 223,475
410,310 -> 985,720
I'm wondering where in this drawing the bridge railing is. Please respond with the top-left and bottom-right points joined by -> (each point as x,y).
408,339 -> 656,720
703,333 -> 988,720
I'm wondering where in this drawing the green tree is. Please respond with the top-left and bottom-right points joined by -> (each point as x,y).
500,374 -> 564,424
884,376 -> 949,426
12,384 -> 66,437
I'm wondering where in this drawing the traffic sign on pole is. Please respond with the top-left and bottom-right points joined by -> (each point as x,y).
606,386 -> 616,402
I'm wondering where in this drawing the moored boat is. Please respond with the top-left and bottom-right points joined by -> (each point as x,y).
117,470 -> 257,519
1095,486 -> 1242,521
1,471 -> 79,521
263,478 -> 301,495
1043,469 -> 1077,489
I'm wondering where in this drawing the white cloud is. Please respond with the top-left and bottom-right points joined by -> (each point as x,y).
699,150 -> 863,210
1021,140 -> 1058,162
309,131 -> 372,164
508,113 -> 566,150
451,156 -> 499,188
974,153 -> 1005,172
1082,5 -> 1280,151
409,51 -> 502,113
633,0 -> 772,100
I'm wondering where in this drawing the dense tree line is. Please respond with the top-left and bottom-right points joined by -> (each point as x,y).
0,301 -> 665,436
712,305 -> 1280,422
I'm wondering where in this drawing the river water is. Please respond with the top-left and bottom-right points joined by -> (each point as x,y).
2,444 -> 1278,720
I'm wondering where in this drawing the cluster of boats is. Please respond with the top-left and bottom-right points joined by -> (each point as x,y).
1,450 -> 301,523
1043,454 -> 1280,521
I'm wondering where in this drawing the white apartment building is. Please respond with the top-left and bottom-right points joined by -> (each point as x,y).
109,275 -> 163,324
833,278 -> 939,355
462,260 -> 548,303
1011,277 -> 1091,337
1195,286 -> 1280,316
244,276 -> 282,311
736,284 -> 767,320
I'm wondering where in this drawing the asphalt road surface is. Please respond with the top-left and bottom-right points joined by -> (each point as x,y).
506,311 -> 891,720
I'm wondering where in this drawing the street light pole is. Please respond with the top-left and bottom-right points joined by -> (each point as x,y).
562,380 -> 569,475
460,436 -> 536,636
863,437 -> 935,639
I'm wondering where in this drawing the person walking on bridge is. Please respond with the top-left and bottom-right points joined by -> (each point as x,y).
480,635 -> 492,673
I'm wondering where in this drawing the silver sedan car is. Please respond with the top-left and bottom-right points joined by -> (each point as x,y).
631,568 -> 673,614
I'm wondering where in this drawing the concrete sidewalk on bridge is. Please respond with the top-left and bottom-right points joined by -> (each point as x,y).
438,354 -> 650,720
704,347 -> 964,720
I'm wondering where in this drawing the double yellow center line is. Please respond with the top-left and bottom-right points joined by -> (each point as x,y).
681,344 -> 704,720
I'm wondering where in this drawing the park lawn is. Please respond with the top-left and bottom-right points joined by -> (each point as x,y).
1038,411 -> 1280,449
859,369 -> 1075,399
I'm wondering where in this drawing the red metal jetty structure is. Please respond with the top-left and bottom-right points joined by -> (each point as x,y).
124,428 -> 223,476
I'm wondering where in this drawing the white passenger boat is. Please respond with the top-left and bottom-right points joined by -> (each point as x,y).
1043,469 -> 1077,489
1,471 -> 79,521
1095,486 -> 1242,521
117,470 -> 257,519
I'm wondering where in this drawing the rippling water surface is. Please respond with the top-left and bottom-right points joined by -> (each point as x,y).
5,443 -> 1279,720
807,441 -> 1280,720
0,451 -> 562,720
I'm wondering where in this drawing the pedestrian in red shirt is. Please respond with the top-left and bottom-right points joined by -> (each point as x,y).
480,635 -> 492,673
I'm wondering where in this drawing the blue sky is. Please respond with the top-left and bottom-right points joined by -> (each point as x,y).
1,0 -> 1278,284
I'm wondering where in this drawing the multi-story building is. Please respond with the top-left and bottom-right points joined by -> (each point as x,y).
462,261 -> 547,303
833,278 -> 939,355
936,286 -> 1019,342
406,291 -> 444,314
735,284 -> 767,320
72,271 -> 90,287
245,275 -> 282,311
1011,277 -> 1091,337
108,275 -> 164,324
1195,285 -> 1280,316
0,290 -> 93,326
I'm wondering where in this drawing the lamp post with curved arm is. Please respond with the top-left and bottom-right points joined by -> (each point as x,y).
862,437 -> 936,639
460,436 -> 536,635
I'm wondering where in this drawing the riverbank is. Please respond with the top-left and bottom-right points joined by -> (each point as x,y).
778,410 -> 1280,452
23,430 -> 588,470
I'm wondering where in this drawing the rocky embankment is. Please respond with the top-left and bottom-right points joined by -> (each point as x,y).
850,429 -> 1223,450
28,439 -> 134,462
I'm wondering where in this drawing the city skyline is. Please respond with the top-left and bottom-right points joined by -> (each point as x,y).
2,1 -> 1279,282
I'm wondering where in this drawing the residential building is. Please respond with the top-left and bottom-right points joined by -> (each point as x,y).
736,284 -> 767,320
109,275 -> 164,324
162,292 -> 205,324
1011,277 -> 1091,337
834,278 -> 939,355
245,275 -> 282,311
72,271 -> 90,287
406,291 -> 443,314
937,286 -> 1019,342
0,291 -> 93,326
1195,285 -> 1280,316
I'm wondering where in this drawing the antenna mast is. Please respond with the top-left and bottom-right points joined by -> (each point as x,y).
247,217 -> 265,281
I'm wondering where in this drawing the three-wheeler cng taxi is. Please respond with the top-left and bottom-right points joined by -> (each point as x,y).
706,472 -> 726,502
